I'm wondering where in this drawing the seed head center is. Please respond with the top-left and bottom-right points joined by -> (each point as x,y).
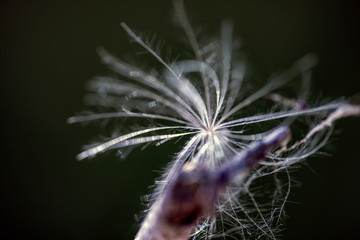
204,128 -> 215,136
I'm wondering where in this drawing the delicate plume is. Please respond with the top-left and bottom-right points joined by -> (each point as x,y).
69,1 -> 360,239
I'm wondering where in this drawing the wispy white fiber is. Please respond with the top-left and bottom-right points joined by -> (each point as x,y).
69,1 -> 360,239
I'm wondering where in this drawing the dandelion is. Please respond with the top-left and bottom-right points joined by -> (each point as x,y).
68,1 -> 360,239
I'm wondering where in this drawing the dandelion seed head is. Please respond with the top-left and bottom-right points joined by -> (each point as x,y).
69,1 -> 360,239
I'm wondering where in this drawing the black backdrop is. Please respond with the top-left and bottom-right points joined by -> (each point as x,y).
1,0 -> 360,239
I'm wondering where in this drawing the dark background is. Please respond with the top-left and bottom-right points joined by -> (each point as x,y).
1,0 -> 359,239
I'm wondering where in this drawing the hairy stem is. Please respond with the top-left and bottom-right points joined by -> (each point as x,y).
135,127 -> 289,240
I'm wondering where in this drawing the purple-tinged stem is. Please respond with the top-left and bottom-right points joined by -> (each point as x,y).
135,127 -> 290,240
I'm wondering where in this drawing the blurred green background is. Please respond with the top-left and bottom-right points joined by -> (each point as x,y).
1,0 -> 359,239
